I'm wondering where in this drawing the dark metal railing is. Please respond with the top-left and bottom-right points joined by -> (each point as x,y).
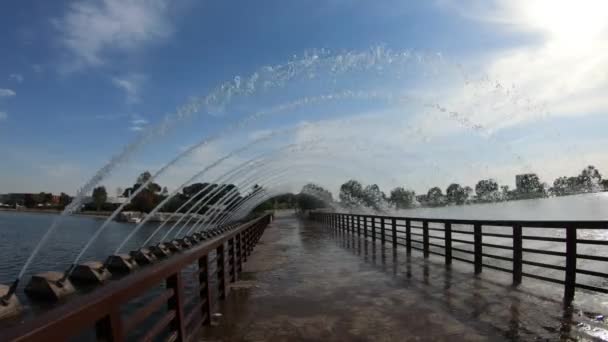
1,214 -> 271,342
310,212 -> 608,303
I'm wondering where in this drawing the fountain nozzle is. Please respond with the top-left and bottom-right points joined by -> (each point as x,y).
0,279 -> 19,306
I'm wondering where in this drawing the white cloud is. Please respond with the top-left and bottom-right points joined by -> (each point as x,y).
0,88 -> 16,98
0,111 -> 7,121
55,0 -> 174,69
112,73 -> 145,104
9,74 -> 24,83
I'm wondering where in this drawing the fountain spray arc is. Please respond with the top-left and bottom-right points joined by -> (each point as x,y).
15,48 -> 423,298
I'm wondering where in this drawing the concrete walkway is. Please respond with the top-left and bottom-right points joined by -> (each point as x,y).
202,212 -> 608,341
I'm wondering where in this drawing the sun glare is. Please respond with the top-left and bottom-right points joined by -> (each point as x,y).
523,0 -> 608,43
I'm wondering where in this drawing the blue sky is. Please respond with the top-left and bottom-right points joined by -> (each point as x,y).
1,0 -> 607,197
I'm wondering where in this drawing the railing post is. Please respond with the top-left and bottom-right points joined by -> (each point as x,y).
381,217 -> 386,245
229,237 -> 237,282
445,222 -> 452,265
406,219 -> 411,255
217,244 -> 227,299
95,310 -> 124,342
565,226 -> 577,303
423,221 -> 429,258
513,225 -> 522,285
198,255 -> 212,325
166,272 -> 186,341
237,233 -> 243,274
357,216 -> 361,236
391,218 -> 397,249
474,223 -> 482,274
372,217 -> 376,243
363,216 -> 368,239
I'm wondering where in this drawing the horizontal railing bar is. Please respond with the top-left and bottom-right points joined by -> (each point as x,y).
522,260 -> 566,271
577,239 -> 608,245
522,248 -> 566,257
410,245 -> 424,252
482,242 -> 512,250
575,283 -> 608,293
428,242 -> 445,249
481,232 -> 512,238
139,310 -> 176,342
576,268 -> 608,278
576,254 -> 608,262
452,247 -> 474,254
481,253 -> 513,262
522,272 -> 564,285
124,288 -> 175,333
452,229 -> 473,235
339,214 -> 608,228
452,256 -> 474,264
521,236 -> 566,242
184,300 -> 204,328
452,238 -> 474,245
482,263 -> 512,273
428,235 -> 446,241
429,250 -> 445,257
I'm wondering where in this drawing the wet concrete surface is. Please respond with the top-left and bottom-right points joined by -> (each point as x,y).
201,212 -> 608,341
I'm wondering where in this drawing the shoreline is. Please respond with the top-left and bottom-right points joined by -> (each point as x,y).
0,207 -> 111,218
0,207 -> 192,223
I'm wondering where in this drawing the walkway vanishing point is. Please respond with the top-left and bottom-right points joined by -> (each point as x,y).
2,211 -> 608,341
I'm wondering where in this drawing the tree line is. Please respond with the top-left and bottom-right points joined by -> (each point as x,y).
89,171 -> 254,213
339,165 -> 608,210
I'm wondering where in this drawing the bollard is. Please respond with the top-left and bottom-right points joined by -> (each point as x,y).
105,254 -> 138,274
25,271 -> 76,301
70,261 -> 112,284
167,240 -> 184,252
130,248 -> 158,265
150,243 -> 173,258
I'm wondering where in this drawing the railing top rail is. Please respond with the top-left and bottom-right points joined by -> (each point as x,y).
318,212 -> 608,228
0,214 -> 270,342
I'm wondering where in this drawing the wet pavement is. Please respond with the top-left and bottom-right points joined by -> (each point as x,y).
201,212 -> 608,341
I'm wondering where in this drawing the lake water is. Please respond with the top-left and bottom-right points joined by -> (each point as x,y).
399,192 -> 608,220
1,193 -> 607,286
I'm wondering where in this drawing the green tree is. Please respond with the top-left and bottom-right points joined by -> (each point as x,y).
552,176 -> 570,196
301,184 -> 333,204
515,173 -> 544,198
362,184 -> 386,210
578,165 -> 602,191
92,186 -> 108,211
389,187 -> 415,209
339,180 -> 365,208
427,187 -> 444,207
475,179 -> 499,202
446,183 -> 467,204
